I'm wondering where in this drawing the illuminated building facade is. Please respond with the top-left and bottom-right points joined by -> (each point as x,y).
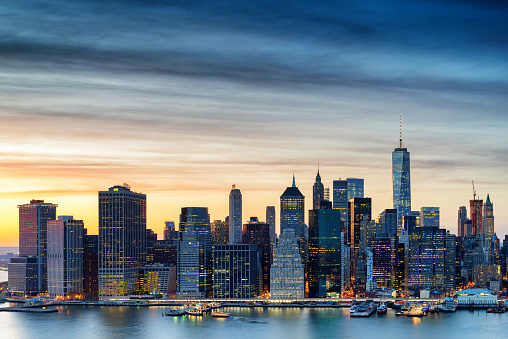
348,198 -> 372,250
213,244 -> 260,298
420,207 -> 439,227
280,176 -> 305,261
408,227 -> 456,293
308,207 -> 342,297
368,237 -> 396,289
17,199 -> 57,293
347,178 -> 364,200
211,219 -> 229,245
177,207 -> 212,298
470,198 -> 483,236
270,229 -> 304,299
7,257 -> 38,295
392,129 -> 411,229
229,185 -> 242,244
332,180 -> 348,232
483,194 -> 494,238
242,217 -> 271,293
98,185 -> 147,299
140,264 -> 173,295
163,221 -> 176,240
47,216 -> 84,298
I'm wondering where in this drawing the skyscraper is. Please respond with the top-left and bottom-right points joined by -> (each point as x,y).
266,206 -> 276,245
333,180 -> 348,233
349,198 -> 372,250
229,185 -> 242,244
280,176 -> 305,259
47,216 -> 84,298
347,178 -> 364,200
270,229 -> 304,299
470,198 -> 483,236
177,207 -> 212,298
242,217 -> 271,294
83,230 -> 98,299
98,185 -> 146,300
392,118 -> 411,229
483,194 -> 494,238
17,199 -> 57,293
420,207 -> 440,227
213,244 -> 260,299
313,169 -> 324,209
458,206 -> 468,240
211,219 -> 229,245
308,207 -> 342,297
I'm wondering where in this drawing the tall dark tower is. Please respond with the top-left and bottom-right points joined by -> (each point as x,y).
313,165 -> 324,210
280,175 -> 305,261
392,116 -> 411,230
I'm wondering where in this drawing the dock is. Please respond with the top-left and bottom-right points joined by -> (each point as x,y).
0,307 -> 58,313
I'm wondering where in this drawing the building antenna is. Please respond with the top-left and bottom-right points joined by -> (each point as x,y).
472,180 -> 476,201
399,115 -> 402,149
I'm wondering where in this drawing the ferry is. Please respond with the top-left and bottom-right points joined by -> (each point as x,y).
406,305 -> 425,317
187,309 -> 204,316
212,312 -> 231,318
350,302 -> 377,317
377,303 -> 387,314
437,298 -> 457,312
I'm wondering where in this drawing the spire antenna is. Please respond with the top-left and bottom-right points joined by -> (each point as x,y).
399,115 -> 402,149
292,173 -> 296,187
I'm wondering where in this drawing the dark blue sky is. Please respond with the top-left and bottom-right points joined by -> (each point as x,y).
0,0 -> 507,242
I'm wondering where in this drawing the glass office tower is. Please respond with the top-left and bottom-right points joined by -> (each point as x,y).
392,133 -> 411,229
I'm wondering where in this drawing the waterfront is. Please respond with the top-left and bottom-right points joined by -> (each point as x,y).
0,304 -> 507,339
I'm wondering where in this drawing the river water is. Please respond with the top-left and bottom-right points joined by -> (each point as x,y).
0,304 -> 506,339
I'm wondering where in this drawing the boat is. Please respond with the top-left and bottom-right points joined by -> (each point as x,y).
487,303 -> 506,314
212,312 -> 230,318
429,305 -> 436,313
165,308 -> 187,316
350,302 -> 377,317
437,298 -> 457,312
187,309 -> 204,316
395,310 -> 406,316
406,305 -> 425,317
377,303 -> 387,314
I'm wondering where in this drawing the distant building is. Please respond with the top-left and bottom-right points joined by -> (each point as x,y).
280,176 -> 306,263
266,206 -> 276,245
458,206 -> 468,240
368,237 -> 396,289
348,198 -> 372,250
177,207 -> 212,298
313,169 -> 324,210
270,229 -> 304,299
332,180 -> 348,232
378,209 -> 398,237
98,185 -> 146,300
213,244 -> 260,299
473,265 -> 501,288
242,217 -> 271,294
47,216 -> 84,298
163,221 -> 176,240
16,199 -> 58,293
420,207 -> 439,228
470,198 -> 483,236
483,194 -> 494,238
229,185 -> 242,244
392,123 -> 411,229
83,231 -> 98,299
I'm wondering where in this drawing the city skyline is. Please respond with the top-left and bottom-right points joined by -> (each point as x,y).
1,1 -> 508,246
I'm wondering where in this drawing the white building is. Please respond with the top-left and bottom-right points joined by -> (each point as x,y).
47,216 -> 84,298
456,288 -> 498,307
270,229 -> 304,299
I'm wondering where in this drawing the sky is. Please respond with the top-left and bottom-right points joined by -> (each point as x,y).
1,0 -> 507,246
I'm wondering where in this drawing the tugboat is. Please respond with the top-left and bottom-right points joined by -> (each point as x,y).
377,303 -> 387,314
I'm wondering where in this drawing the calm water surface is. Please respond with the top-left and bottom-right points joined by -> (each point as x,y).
0,304 -> 506,339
